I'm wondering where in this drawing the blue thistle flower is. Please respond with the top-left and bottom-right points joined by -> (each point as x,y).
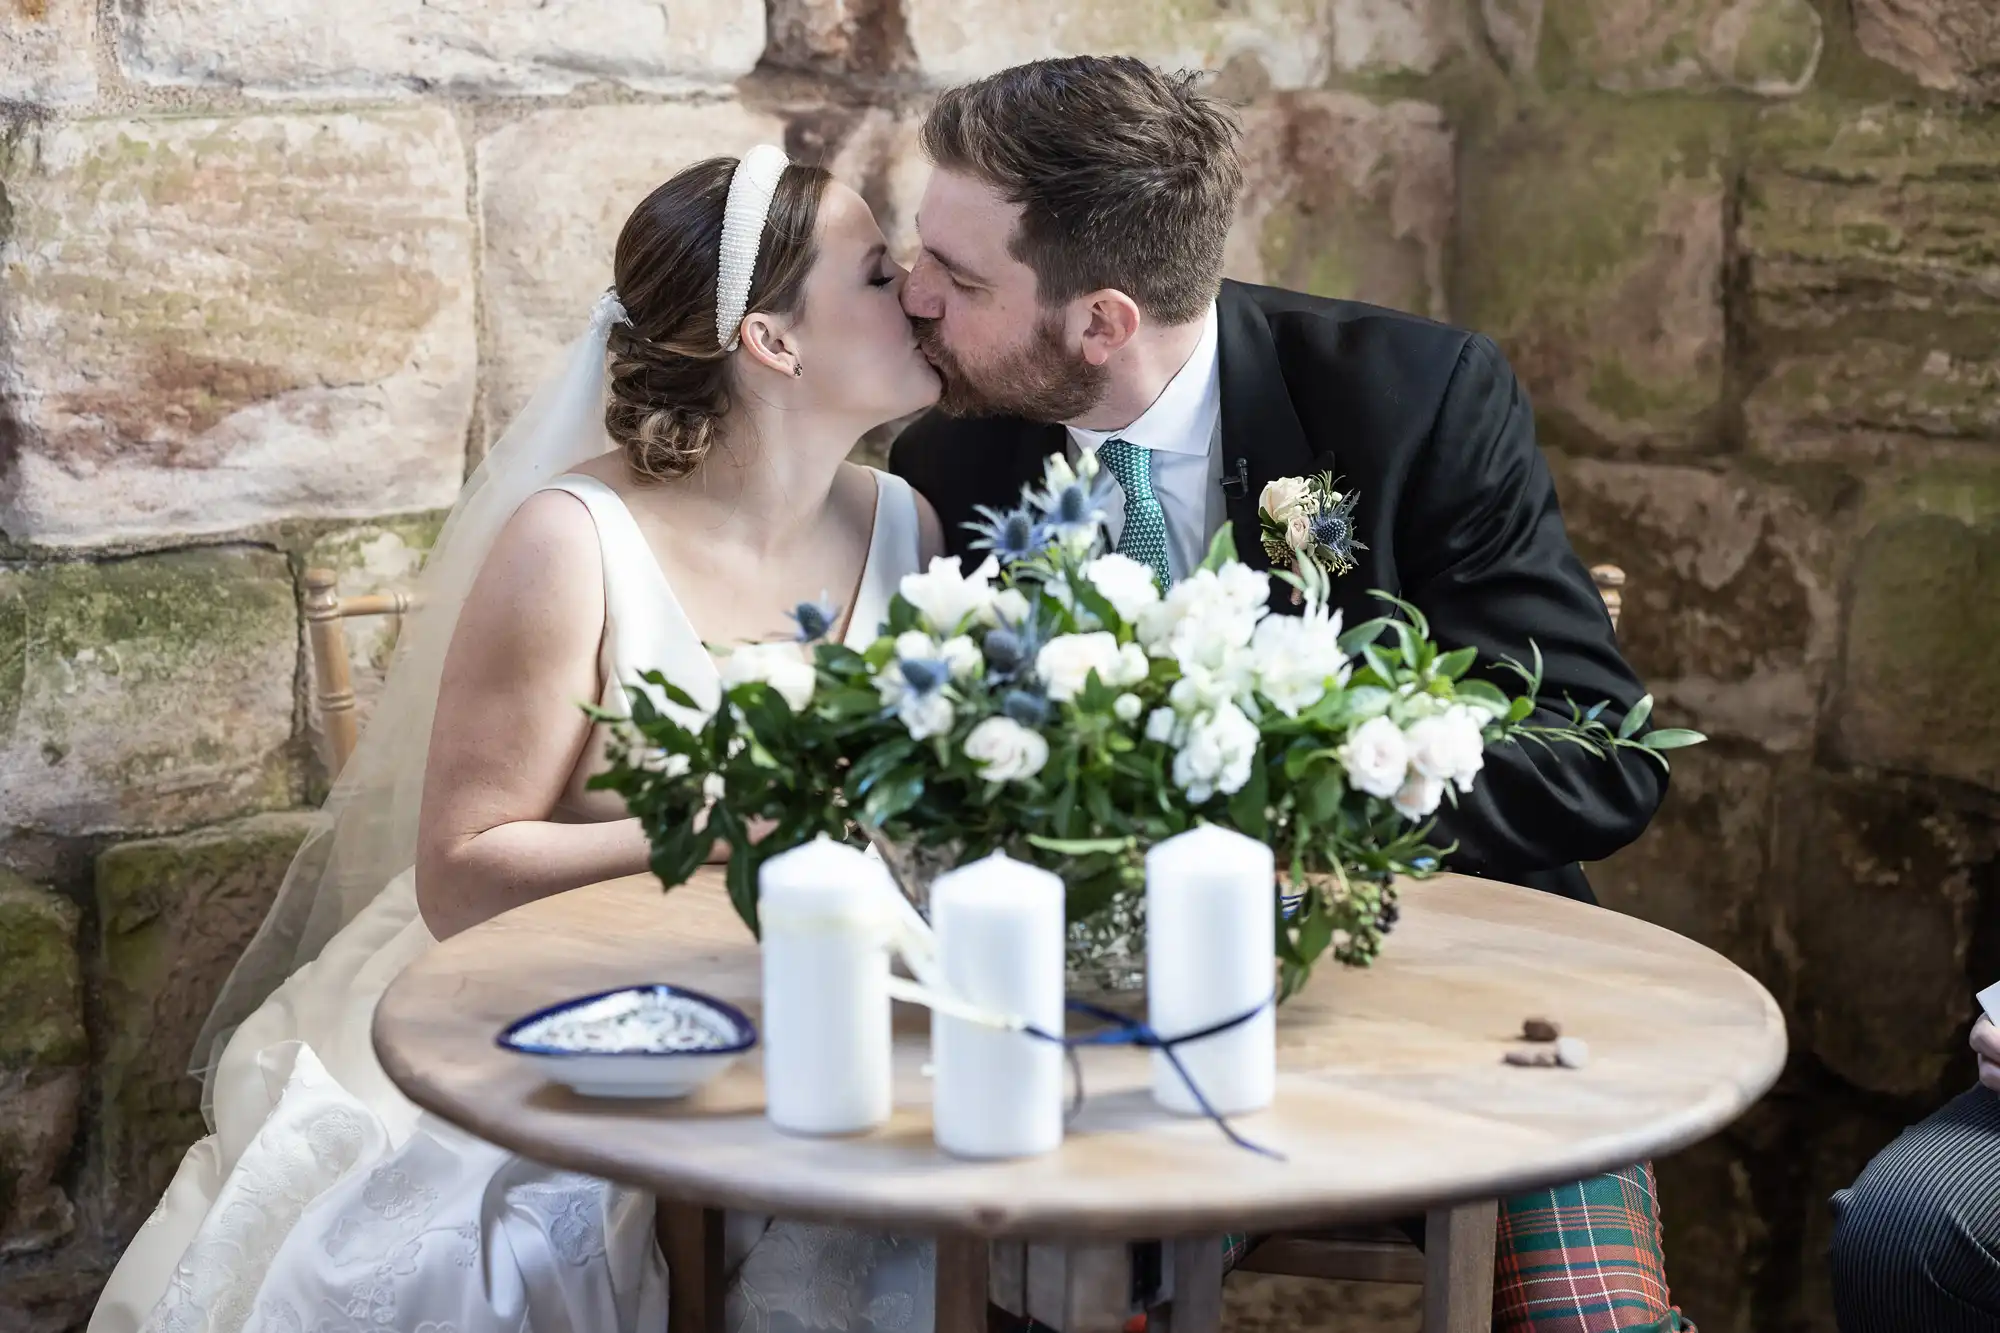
1026,459 -> 1115,548
897,657 -> 949,695
983,627 -> 1027,675
1001,689 -> 1053,727
1308,489 -> 1365,572
967,504 -> 1050,565
787,593 -> 839,643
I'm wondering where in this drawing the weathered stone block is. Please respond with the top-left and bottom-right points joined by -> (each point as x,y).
91,812 -> 318,1236
904,0 -> 1456,89
1547,458 -> 1838,753
0,1068 -> 82,1258
1587,748 -> 1779,989
1742,105 -> 2000,454
1854,0 -> 2000,102
0,111 -> 476,550
477,103 -> 789,433
829,107 -> 930,269
120,0 -> 763,97
1775,771 -> 1995,1097
1455,100 -> 1730,454
766,0 -> 912,74
1831,507 -> 2000,792
302,514 -> 445,764
0,875 -> 84,1070
0,874 -> 85,1258
1540,0 -> 1823,96
1225,94 -> 1455,321
0,549 -> 298,836
0,0 -> 95,104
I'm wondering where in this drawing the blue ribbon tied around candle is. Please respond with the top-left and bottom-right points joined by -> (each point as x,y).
889,975 -> 1284,1161
1035,996 -> 1285,1161
874,877 -> 1285,1160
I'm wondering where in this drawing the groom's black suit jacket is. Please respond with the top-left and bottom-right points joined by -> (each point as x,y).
888,279 -> 1665,904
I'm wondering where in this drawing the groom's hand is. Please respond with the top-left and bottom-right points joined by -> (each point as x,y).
1972,1015 -> 2000,1093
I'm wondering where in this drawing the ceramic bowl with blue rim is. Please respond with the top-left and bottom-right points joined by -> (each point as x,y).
497,984 -> 757,1099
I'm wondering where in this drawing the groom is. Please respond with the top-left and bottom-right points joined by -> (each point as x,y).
888,56 -> 1690,1333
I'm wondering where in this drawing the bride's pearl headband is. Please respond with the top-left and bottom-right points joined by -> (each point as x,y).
715,144 -> 791,352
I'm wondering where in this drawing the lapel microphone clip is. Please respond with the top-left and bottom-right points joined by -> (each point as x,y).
1220,456 -> 1251,499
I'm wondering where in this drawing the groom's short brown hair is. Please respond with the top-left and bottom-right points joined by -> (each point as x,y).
920,56 -> 1243,326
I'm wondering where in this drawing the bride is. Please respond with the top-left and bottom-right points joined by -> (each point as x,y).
90,145 -> 948,1333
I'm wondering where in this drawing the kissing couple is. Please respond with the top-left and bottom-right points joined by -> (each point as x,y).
91,54 -> 1689,1333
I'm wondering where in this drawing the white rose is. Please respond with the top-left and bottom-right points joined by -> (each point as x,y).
1250,608 -> 1349,717
940,635 -> 982,681
1170,702 -> 1260,804
1081,553 -> 1163,623
1259,476 -> 1310,521
1404,706 -> 1486,793
1285,512 -> 1312,550
962,716 -> 1050,783
1390,771 -> 1445,821
1216,562 -> 1272,612
1339,714 -> 1408,799
718,643 -> 816,712
1035,631 -> 1128,702
1110,642 -> 1149,688
1145,707 -> 1180,743
894,629 -> 937,662
988,587 -> 1031,626
898,691 -> 955,741
898,555 -> 999,634
1113,693 -> 1143,722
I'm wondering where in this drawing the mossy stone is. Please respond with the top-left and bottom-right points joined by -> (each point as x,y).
0,874 -> 84,1070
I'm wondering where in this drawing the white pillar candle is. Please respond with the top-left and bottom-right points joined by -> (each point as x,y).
930,851 -> 1067,1158
757,836 -> 896,1136
1145,825 -> 1276,1117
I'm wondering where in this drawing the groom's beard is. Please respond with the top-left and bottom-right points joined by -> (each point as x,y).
914,312 -> 1107,422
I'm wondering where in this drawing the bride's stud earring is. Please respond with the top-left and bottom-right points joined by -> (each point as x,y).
793,362 -> 803,378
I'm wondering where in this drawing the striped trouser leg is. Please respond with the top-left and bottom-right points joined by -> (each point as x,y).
1830,1085 -> 2000,1333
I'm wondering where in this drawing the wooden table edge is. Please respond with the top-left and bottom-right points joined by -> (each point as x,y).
373,993 -> 1787,1242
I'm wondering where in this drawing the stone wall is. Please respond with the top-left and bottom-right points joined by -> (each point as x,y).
0,1 -> 1994,1329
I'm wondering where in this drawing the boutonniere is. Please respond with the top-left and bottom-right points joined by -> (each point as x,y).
1258,472 -> 1364,602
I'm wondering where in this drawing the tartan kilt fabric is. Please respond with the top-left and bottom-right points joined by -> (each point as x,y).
1491,1161 -> 1693,1333
1218,1163 -> 1691,1333
1018,1163 -> 1691,1333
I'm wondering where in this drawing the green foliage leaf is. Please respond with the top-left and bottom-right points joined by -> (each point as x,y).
1227,752 -> 1270,840
1201,523 -> 1237,573
1433,646 -> 1478,681
1618,693 -> 1655,740
1640,727 -> 1706,751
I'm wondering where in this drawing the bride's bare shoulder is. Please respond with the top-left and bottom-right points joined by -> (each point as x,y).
464,485 -> 603,627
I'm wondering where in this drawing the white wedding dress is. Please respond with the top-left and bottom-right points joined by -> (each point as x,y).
92,467 -> 937,1333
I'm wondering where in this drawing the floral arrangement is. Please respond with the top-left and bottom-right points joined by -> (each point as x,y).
590,453 -> 1701,997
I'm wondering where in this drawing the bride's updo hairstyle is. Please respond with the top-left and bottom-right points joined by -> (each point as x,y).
605,155 -> 832,480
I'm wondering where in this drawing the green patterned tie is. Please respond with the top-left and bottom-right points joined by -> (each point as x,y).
1096,438 -> 1171,591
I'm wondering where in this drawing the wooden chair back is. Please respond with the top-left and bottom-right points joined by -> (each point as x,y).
303,568 -> 412,780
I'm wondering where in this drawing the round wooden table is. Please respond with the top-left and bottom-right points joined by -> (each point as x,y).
374,869 -> 1785,1333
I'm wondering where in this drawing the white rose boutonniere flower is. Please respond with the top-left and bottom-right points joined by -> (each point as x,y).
1259,471 -> 1366,604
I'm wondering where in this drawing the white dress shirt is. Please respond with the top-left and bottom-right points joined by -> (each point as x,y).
1066,303 -> 1223,583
